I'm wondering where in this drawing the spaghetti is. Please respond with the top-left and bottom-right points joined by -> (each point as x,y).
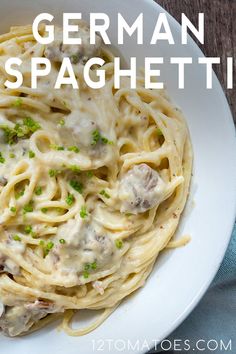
0,22 -> 192,337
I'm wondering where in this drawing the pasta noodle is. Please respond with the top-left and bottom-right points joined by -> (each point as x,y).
0,22 -> 192,337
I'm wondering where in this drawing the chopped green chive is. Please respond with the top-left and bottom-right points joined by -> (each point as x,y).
83,270 -> 89,279
50,144 -> 64,151
157,128 -> 163,136
40,241 -> 54,257
80,205 -> 88,219
13,98 -> 23,107
91,261 -> 97,270
46,241 -> 54,250
99,189 -> 110,199
115,239 -> 123,249
15,188 -> 25,200
24,225 -> 32,234
91,129 -> 101,145
13,235 -> 21,241
69,165 -> 80,173
83,262 -> 97,278
59,119 -> 65,126
0,152 -> 5,164
49,169 -> 58,177
35,186 -> 42,196
23,201 -> 34,214
68,146 -> 80,153
91,129 -> 113,146
41,208 -> 48,213
66,193 -> 75,206
9,152 -> 15,158
0,126 -> 16,145
101,137 -> 113,145
23,117 -> 41,133
10,206 -> 16,213
28,150 -> 35,158
87,171 -> 94,178
69,180 -> 83,194
84,264 -> 90,271
0,118 -> 41,145
59,238 -> 66,244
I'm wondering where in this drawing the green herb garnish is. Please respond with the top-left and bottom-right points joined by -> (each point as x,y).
59,239 -> 66,244
12,98 -> 23,107
46,241 -> 54,250
115,239 -> 123,249
91,129 -> 101,145
59,119 -> 65,126
50,144 -> 64,151
24,225 -> 32,234
15,188 -> 25,200
28,150 -> 35,158
42,241 -> 54,257
83,270 -> 89,279
84,264 -> 90,271
69,180 -> 83,194
66,193 -> 75,206
10,206 -> 16,213
101,137 -> 114,145
83,262 -> 97,278
69,165 -> 80,173
0,117 -> 41,145
23,117 -> 41,133
99,189 -> 110,199
68,146 -> 80,153
91,262 -> 97,270
35,186 -> 42,196
0,152 -> 5,164
13,234 -> 21,241
23,201 -> 34,214
41,208 -> 48,213
91,129 -> 113,146
49,169 -> 59,177
87,171 -> 93,178
80,205 -> 88,219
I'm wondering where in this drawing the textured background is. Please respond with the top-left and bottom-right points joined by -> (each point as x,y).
155,0 -> 236,123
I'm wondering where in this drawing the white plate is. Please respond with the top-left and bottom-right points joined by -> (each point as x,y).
1,1 -> 236,353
